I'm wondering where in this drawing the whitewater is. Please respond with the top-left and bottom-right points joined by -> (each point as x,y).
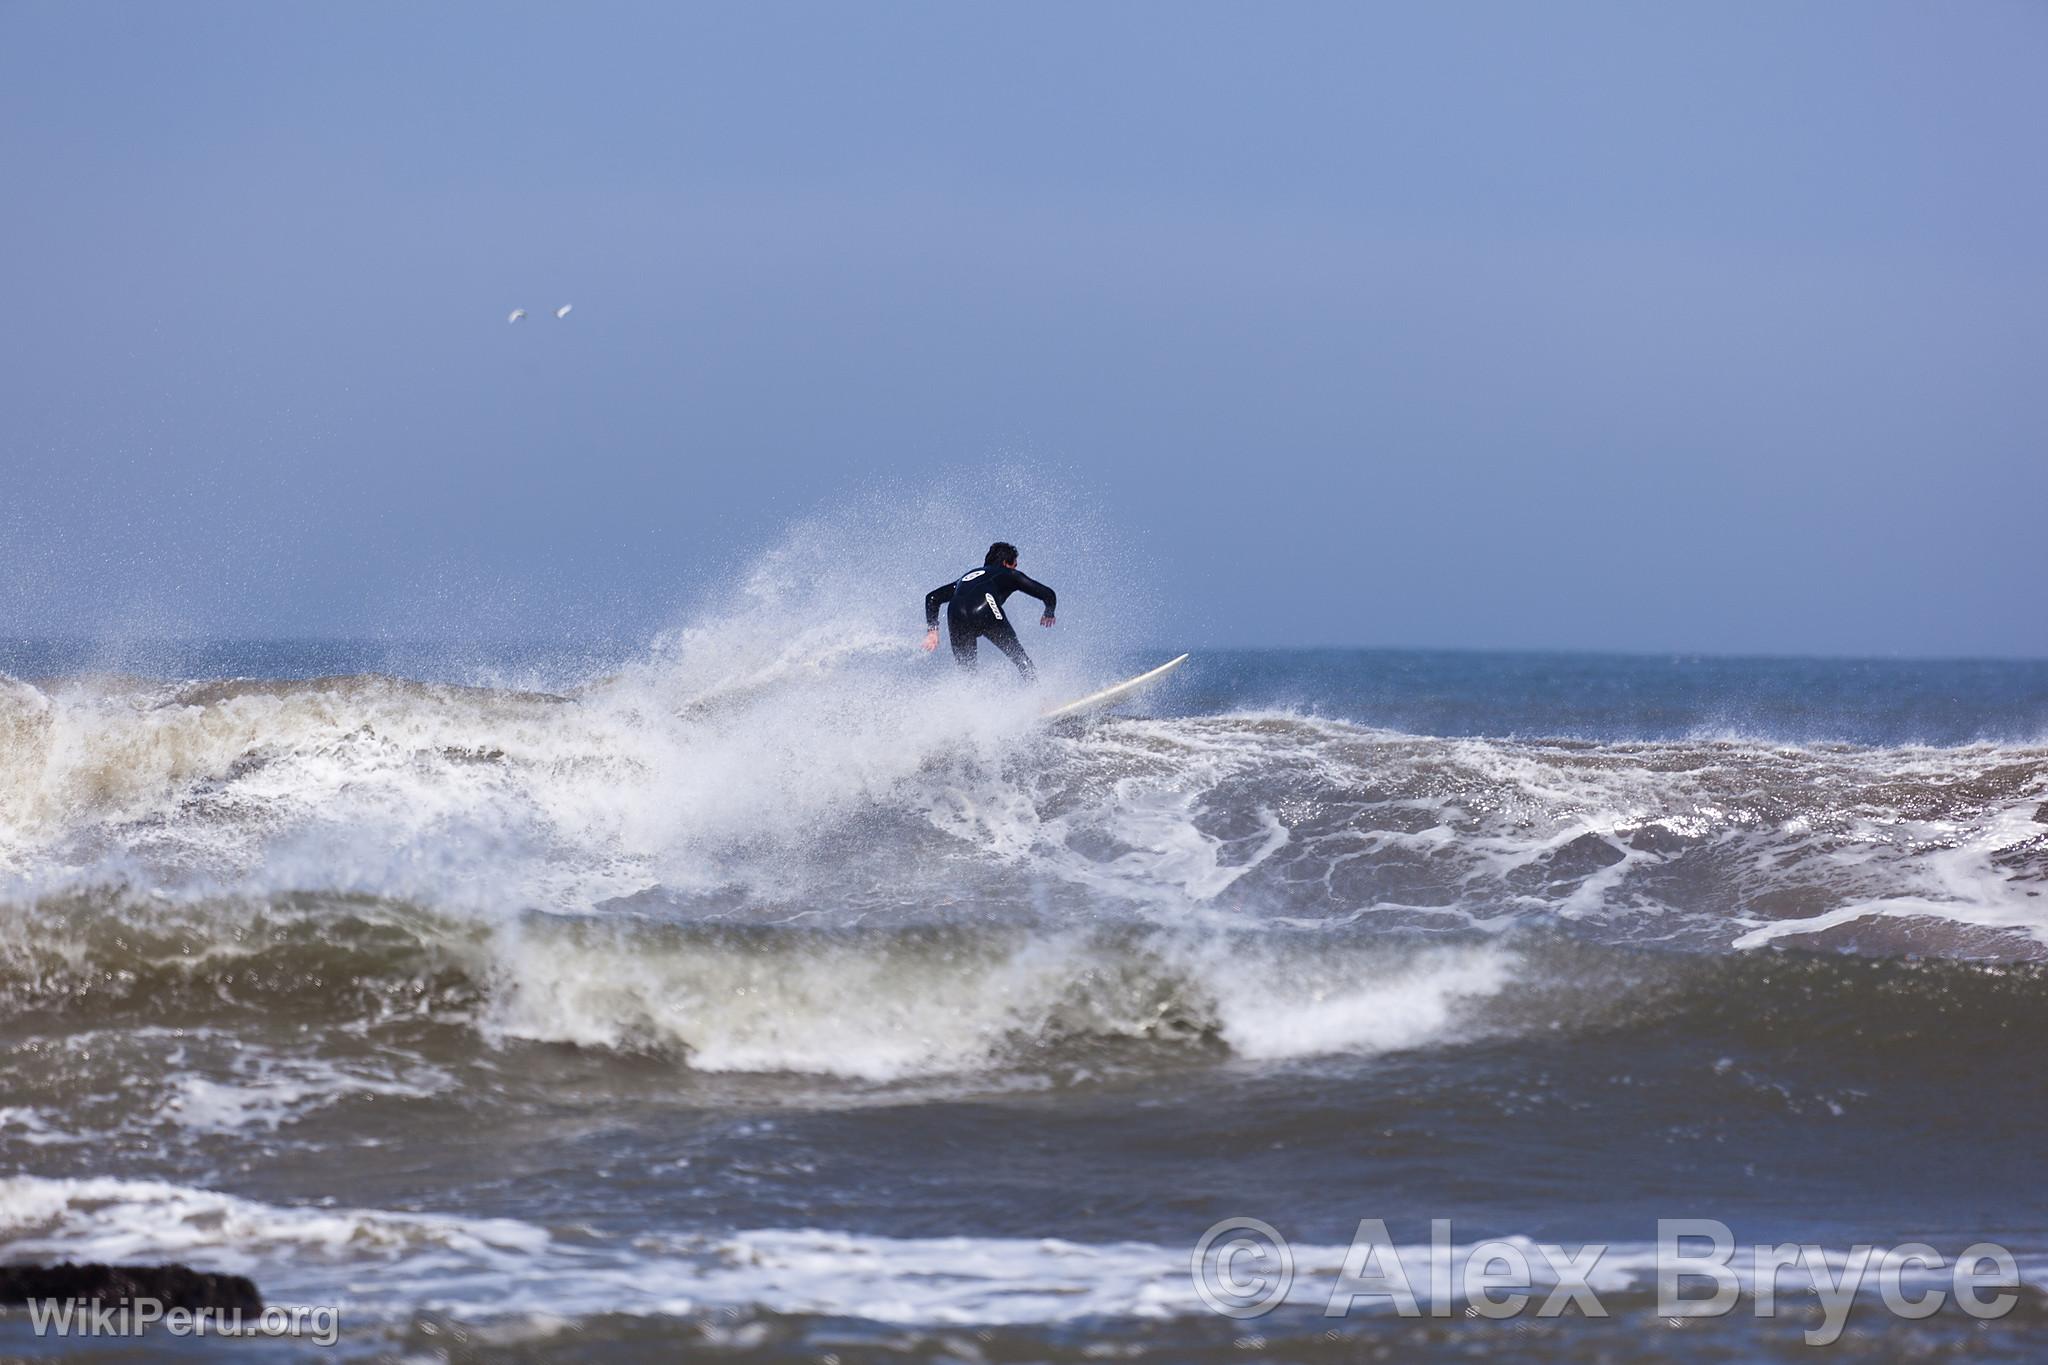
2,515 -> 2045,1360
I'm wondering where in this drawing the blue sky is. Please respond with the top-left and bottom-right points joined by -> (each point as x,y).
3,0 -> 2043,655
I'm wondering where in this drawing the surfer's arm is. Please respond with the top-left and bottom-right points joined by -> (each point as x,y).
1012,571 -> 1056,624
924,582 -> 955,630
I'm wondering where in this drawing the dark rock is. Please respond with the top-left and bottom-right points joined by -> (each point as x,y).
1626,824 -> 1691,856
1543,832 -> 1627,878
0,1263 -> 261,1313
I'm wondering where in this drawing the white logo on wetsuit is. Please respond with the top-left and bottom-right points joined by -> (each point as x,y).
984,592 -> 1003,621
960,569 -> 985,582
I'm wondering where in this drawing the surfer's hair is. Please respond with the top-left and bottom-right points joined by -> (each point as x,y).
985,542 -> 1018,566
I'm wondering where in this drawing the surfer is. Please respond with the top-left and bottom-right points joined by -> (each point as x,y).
923,542 -> 1057,678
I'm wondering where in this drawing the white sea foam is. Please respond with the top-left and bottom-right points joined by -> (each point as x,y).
4,1176 -> 2038,1328
482,925 -> 1517,1078
1188,938 -> 1515,1059
1732,802 -> 2048,950
161,1054 -> 453,1135
0,1106 -> 73,1147
0,1176 -> 551,1282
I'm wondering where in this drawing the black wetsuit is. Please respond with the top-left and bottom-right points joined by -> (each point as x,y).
925,564 -> 1057,677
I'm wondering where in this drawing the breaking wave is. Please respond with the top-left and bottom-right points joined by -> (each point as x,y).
4,896 -> 2046,1090
0,502 -> 2043,1096
1,663 -> 2042,956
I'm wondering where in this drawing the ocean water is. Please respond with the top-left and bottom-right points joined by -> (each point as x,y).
2,608 -> 2045,1359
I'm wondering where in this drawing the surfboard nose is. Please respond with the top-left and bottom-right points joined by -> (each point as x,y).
1041,654 -> 1190,721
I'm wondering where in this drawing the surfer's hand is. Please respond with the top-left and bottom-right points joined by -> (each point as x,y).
1041,615 -> 1056,628
922,629 -> 940,652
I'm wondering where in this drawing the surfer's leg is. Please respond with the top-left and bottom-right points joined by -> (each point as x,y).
985,620 -> 1035,680
949,625 -> 978,670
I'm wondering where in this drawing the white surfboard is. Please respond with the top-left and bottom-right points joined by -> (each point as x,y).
1041,654 -> 1189,721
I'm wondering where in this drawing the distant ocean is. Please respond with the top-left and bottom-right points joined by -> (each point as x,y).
3,627 -> 2045,1360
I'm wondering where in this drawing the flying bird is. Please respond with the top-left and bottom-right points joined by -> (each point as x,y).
507,309 -> 527,324
554,304 -> 573,319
